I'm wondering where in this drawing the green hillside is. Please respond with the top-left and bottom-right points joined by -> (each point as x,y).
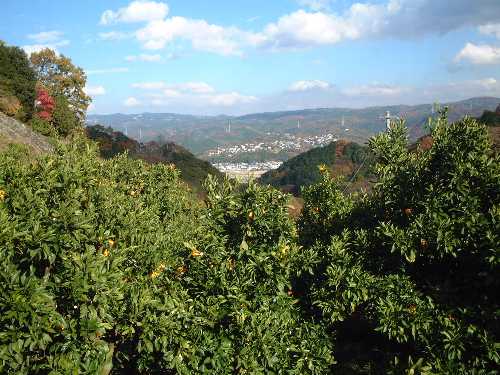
259,140 -> 372,195
86,124 -> 223,191
478,104 -> 500,153
478,104 -> 500,126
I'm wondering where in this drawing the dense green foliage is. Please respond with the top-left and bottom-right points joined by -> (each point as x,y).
0,137 -> 333,373
298,114 -> 499,373
0,113 -> 498,373
478,104 -> 500,127
259,141 -> 372,195
86,124 -> 223,191
0,41 -> 36,120
28,116 -> 58,137
51,94 -> 81,137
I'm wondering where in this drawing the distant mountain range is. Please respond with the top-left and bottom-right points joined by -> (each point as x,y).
86,124 -> 222,191
87,97 -> 500,155
258,105 -> 500,196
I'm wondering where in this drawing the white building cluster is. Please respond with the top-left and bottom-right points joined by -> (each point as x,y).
207,133 -> 337,157
213,161 -> 283,173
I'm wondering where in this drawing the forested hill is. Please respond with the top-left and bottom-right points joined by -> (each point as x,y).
259,140 -> 372,195
478,104 -> 500,153
478,104 -> 500,126
86,124 -> 222,191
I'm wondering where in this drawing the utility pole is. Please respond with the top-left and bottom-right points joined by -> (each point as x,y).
297,120 -> 300,129
385,111 -> 391,130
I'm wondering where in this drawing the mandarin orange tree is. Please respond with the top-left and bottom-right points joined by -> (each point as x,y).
0,135 -> 333,373
297,112 -> 499,373
1,109 -> 498,374
0,138 -> 199,373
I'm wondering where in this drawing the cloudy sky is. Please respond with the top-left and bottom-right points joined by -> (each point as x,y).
3,0 -> 500,115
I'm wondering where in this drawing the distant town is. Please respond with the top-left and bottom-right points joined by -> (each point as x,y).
213,161 -> 283,180
206,132 -> 339,158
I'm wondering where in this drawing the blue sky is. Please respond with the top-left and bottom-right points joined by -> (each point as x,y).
2,0 -> 500,115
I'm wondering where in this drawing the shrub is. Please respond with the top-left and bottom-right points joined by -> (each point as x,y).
0,138 -> 198,373
0,137 -> 333,373
297,113 -> 500,373
28,117 -> 58,137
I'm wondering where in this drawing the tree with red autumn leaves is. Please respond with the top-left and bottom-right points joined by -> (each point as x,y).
35,88 -> 55,120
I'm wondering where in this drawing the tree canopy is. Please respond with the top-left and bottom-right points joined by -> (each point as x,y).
30,48 -> 90,122
0,40 -> 36,120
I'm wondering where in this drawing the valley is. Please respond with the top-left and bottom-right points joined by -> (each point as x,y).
88,97 -> 500,177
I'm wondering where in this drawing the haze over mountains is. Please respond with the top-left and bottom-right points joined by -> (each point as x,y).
88,97 -> 500,156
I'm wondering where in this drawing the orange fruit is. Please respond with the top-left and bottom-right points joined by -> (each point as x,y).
420,239 -> 428,249
191,249 -> 204,257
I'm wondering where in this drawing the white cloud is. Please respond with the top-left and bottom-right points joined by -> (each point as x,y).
99,31 -> 130,40
130,80 -> 256,109
22,40 -> 70,55
86,67 -> 129,75
208,92 -> 257,106
124,97 -> 141,107
179,82 -> 215,94
296,0 -> 333,11
446,78 -> 498,91
132,81 -> 214,93
96,0 -> 500,56
84,85 -> 106,96
454,43 -> 500,65
479,23 -> 500,39
132,81 -> 167,90
255,5 -> 388,50
289,80 -> 330,91
163,88 -> 181,98
126,53 -> 162,62
254,0 -> 500,50
136,17 -> 249,56
343,83 -> 405,96
28,30 -> 64,43
100,1 -> 169,25
23,30 -> 69,55
413,78 -> 500,104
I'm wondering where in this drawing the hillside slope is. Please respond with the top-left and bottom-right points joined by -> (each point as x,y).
259,140 -> 372,195
0,111 -> 52,154
86,124 -> 222,191
478,104 -> 500,152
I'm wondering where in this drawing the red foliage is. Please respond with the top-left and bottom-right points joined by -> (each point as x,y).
35,89 -> 55,120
